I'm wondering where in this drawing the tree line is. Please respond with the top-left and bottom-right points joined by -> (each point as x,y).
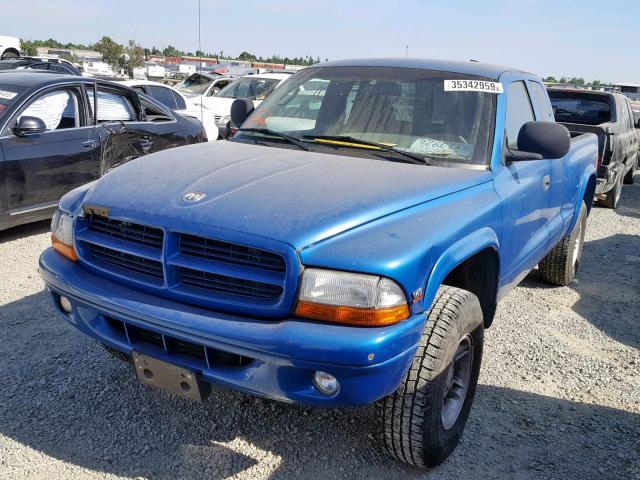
542,76 -> 607,87
21,37 -> 324,68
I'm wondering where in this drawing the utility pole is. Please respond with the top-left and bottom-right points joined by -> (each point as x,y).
405,45 -> 409,58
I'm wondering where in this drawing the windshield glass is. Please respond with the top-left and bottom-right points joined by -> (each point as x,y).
238,66 -> 496,165
0,84 -> 26,118
217,77 -> 280,100
174,73 -> 214,95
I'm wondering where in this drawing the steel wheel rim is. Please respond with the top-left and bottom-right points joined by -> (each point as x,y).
441,335 -> 473,430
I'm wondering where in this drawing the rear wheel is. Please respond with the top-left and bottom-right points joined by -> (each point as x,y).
623,158 -> 637,185
383,286 -> 484,467
1,50 -> 19,59
538,201 -> 587,286
597,176 -> 622,209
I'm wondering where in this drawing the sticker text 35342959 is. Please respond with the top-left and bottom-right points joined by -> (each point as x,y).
444,80 -> 503,93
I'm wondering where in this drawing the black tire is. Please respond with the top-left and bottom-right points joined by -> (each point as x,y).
623,159 -> 637,185
1,51 -> 19,59
538,201 -> 587,286
102,344 -> 132,363
383,286 -> 484,468
596,177 -> 622,209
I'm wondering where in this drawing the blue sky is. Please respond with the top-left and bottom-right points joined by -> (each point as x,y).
4,0 -> 639,82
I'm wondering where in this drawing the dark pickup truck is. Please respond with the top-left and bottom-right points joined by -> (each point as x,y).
548,89 -> 639,208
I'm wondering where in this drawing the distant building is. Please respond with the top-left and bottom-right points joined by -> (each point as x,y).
36,46 -> 102,62
613,82 -> 640,101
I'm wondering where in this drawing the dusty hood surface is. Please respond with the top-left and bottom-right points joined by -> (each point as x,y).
82,141 -> 492,249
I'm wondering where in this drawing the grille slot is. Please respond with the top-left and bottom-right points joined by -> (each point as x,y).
104,317 -> 252,368
89,215 -> 164,249
180,267 -> 283,299
180,234 -> 286,272
86,243 -> 164,279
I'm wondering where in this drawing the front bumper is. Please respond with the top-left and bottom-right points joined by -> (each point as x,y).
39,248 -> 424,406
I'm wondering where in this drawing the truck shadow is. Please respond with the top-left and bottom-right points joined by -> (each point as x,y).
0,219 -> 50,244
0,291 -> 638,479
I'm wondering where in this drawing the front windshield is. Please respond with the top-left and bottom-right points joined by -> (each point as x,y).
238,66 -> 496,165
0,84 -> 26,119
174,73 -> 213,95
217,77 -> 279,101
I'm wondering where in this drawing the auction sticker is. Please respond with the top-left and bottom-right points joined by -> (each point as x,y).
0,90 -> 18,100
444,80 -> 503,93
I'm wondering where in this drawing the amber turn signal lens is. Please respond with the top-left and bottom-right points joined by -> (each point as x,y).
295,301 -> 409,327
52,235 -> 78,262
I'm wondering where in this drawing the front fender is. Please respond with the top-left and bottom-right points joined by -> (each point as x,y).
421,227 -> 500,311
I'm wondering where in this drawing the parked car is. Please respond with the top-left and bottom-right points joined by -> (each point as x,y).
117,79 -> 217,140
198,72 -> 291,138
39,59 -> 597,468
173,71 -> 234,98
548,89 -> 639,208
0,57 -> 82,75
0,35 -> 20,59
0,71 -> 206,231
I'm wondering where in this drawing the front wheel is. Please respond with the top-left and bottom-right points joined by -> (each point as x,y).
383,286 -> 484,468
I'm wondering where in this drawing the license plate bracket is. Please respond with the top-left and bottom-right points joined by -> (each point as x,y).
132,351 -> 210,402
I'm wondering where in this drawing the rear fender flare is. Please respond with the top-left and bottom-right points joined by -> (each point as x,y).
569,166 -> 597,232
420,227 -> 500,312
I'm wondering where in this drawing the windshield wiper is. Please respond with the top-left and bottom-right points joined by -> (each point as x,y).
238,127 -> 309,151
302,135 -> 428,165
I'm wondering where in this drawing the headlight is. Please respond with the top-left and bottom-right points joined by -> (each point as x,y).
51,210 -> 77,261
295,268 -> 409,326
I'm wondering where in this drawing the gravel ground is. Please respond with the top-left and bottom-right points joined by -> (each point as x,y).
1,177 -> 639,480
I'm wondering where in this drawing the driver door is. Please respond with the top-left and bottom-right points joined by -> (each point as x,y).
0,84 -> 100,219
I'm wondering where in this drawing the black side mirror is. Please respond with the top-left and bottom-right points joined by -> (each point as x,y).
14,116 -> 47,136
635,117 -> 640,128
509,121 -> 571,160
230,98 -> 254,128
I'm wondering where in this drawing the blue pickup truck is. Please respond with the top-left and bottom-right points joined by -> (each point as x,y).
39,59 -> 598,467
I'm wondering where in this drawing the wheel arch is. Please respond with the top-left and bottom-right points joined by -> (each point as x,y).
421,228 -> 500,328
1,48 -> 19,59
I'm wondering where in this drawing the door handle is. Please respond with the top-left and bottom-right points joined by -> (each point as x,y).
543,175 -> 551,191
82,140 -> 97,148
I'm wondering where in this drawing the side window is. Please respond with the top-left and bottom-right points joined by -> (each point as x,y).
172,91 -> 186,110
88,88 -> 137,122
528,82 -> 554,121
51,64 -> 71,74
147,85 -> 178,110
18,88 -> 80,131
505,81 -> 535,149
625,101 -> 635,129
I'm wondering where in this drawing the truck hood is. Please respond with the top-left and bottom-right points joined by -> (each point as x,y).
81,141 -> 492,249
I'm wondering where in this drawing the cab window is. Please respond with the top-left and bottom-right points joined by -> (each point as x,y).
505,81 -> 535,149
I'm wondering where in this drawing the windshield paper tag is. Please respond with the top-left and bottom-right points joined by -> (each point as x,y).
0,90 -> 18,100
444,80 -> 503,93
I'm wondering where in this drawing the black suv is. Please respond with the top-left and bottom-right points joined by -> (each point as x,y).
0,57 -> 81,75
